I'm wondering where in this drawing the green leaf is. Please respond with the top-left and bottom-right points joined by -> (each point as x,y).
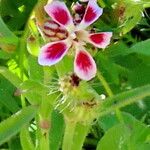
98,112 -> 137,132
0,75 -> 20,113
0,105 -> 38,145
0,66 -> 22,87
0,16 -> 18,45
136,144 -> 150,150
128,63 -> 150,87
97,120 -> 150,150
96,123 -> 130,150
0,0 -> 37,30
121,4 -> 142,34
20,128 -> 35,150
128,39 -> 150,55
0,50 -> 11,59
49,111 -> 65,150
27,56 -> 44,82
104,41 -> 129,58
8,136 -> 22,150
56,56 -> 73,77
96,53 -> 119,84
98,84 -> 150,117
19,80 -> 47,105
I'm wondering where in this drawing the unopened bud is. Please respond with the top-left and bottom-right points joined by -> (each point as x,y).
27,35 -> 40,56
72,2 -> 85,14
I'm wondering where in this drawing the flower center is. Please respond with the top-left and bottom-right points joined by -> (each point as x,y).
59,73 -> 80,95
70,32 -> 77,40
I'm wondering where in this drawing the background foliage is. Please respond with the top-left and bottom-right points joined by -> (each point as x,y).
0,0 -> 150,150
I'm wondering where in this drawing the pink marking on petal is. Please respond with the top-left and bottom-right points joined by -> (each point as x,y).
88,32 -> 112,48
74,49 -> 96,80
38,40 -> 71,66
76,51 -> 92,71
77,0 -> 103,29
44,1 -> 74,30
84,6 -> 97,22
45,43 -> 66,59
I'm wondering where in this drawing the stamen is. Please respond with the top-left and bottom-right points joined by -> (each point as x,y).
70,32 -> 76,39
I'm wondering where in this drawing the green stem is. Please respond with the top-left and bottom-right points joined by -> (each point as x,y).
97,71 -> 124,122
71,123 -> 90,150
97,71 -> 113,97
35,116 -> 41,150
18,24 -> 29,80
18,12 -> 30,108
39,131 -> 49,150
38,68 -> 52,150
62,120 -> 76,150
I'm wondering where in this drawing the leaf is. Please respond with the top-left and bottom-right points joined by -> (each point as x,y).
20,128 -> 35,150
121,4 -> 142,34
27,55 -> 44,82
55,56 -> 73,77
0,50 -> 11,59
96,53 -> 119,84
128,63 -> 150,87
0,105 -> 38,145
98,112 -> 137,132
19,80 -> 47,105
104,41 -> 129,58
49,110 -> 65,150
97,120 -> 150,150
0,16 -> 18,45
136,144 -> 150,150
98,84 -> 150,117
9,136 -> 22,150
0,75 -> 20,113
0,66 -> 22,87
96,123 -> 130,150
0,0 -> 37,30
128,39 -> 150,55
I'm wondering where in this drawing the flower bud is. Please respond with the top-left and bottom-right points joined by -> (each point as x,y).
27,35 -> 40,57
72,2 -> 85,14
41,20 -> 68,42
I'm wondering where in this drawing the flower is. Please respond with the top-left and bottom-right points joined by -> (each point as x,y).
38,0 -> 112,81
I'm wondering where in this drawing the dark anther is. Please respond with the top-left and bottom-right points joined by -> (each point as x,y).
70,73 -> 81,87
